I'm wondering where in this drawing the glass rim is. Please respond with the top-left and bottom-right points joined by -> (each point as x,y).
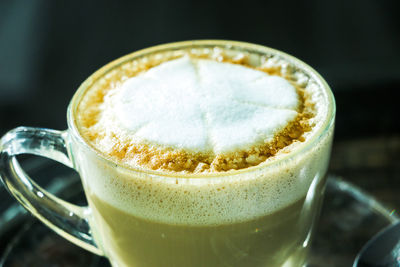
67,39 -> 336,179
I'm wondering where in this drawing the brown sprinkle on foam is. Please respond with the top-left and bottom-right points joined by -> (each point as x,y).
77,51 -> 316,173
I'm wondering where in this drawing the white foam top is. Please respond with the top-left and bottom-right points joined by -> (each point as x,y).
103,57 -> 300,153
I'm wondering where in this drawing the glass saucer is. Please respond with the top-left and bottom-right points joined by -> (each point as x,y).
0,158 -> 398,267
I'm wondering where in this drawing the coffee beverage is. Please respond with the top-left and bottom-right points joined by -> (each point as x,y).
72,42 -> 334,267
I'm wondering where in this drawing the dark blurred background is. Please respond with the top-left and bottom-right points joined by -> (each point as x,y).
0,2 -> 400,265
0,1 -> 399,203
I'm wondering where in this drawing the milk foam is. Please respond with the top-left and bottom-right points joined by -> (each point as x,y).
78,124 -> 333,225
103,57 -> 299,153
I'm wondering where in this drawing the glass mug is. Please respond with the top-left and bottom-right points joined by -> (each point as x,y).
0,40 -> 335,267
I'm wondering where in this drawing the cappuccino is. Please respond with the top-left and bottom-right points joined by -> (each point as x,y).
72,42 -> 334,267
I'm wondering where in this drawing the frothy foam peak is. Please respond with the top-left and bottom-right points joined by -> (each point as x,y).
104,56 -> 300,154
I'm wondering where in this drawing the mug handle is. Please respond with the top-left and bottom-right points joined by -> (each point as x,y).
0,127 -> 103,256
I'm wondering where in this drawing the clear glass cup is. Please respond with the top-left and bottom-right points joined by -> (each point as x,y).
0,40 -> 335,267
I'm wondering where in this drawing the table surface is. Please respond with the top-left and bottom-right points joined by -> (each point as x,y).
329,136 -> 400,211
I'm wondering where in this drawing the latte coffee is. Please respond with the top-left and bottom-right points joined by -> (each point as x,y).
70,41 -> 334,267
